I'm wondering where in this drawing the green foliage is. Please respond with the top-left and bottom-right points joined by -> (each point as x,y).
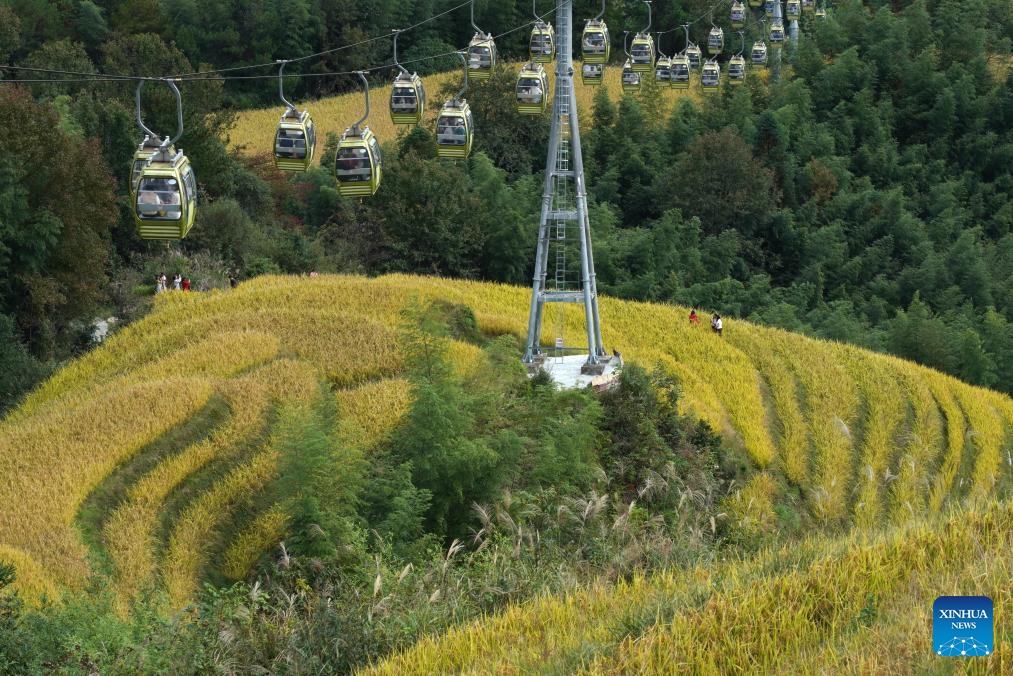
0,314 -> 45,415
266,394 -> 366,564
0,87 -> 116,360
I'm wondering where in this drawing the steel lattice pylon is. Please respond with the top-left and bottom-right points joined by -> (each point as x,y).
522,0 -> 606,366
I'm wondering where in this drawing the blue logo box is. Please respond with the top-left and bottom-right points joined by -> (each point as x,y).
934,596 -> 993,657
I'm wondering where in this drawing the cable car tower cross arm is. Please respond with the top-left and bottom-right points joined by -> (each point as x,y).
522,0 -> 607,369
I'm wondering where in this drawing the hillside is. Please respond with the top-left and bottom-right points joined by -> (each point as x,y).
1,274 -> 1010,614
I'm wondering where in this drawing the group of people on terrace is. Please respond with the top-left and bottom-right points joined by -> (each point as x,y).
688,307 -> 723,336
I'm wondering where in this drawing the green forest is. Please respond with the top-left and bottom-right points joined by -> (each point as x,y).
1,0 -> 1012,413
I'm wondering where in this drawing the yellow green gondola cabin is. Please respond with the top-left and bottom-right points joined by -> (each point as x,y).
655,55 -> 672,83
708,27 -> 724,55
390,72 -> 426,125
730,1 -> 746,29
467,34 -> 496,81
134,148 -> 196,240
530,21 -> 555,63
686,44 -> 702,70
516,63 -> 548,115
770,21 -> 786,48
436,100 -> 474,159
701,61 -> 721,92
815,5 -> 827,19
274,110 -> 316,171
803,0 -> 815,13
630,33 -> 655,73
335,127 -> 382,197
728,55 -> 746,84
752,40 -> 768,65
786,0 -> 802,20
581,19 -> 610,64
581,62 -> 604,86
764,0 -> 776,17
671,54 -> 690,88
621,61 -> 641,93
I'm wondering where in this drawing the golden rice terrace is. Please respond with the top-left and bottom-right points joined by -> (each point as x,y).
0,274 -> 1010,665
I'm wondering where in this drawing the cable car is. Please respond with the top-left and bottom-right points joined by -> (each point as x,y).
274,111 -> 316,171
749,0 -> 762,7
630,33 -> 655,73
389,31 -> 426,126
701,60 -> 721,92
630,0 -> 655,73
707,27 -> 724,55
752,40 -> 768,65
727,55 -> 746,85
335,73 -> 382,197
135,149 -> 197,240
621,61 -> 641,93
730,1 -> 746,29
132,79 -> 196,240
815,4 -> 827,19
770,20 -> 785,48
581,62 -> 604,86
582,19 -> 610,64
764,0 -> 776,17
335,128 -> 382,197
686,43 -> 702,70
436,101 -> 474,158
670,53 -> 690,88
530,21 -> 555,63
655,54 -> 672,84
802,0 -> 815,13
467,3 -> 496,81
437,52 -> 474,159
786,0 -> 801,21
390,72 -> 426,125
468,33 -> 496,81
516,62 -> 548,115
273,61 -> 316,171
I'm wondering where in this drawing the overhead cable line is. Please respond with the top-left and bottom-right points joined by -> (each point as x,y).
1,0 -> 564,85
1,0 -> 784,87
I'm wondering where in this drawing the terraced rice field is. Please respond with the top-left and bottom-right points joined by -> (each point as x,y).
0,274 -> 1009,632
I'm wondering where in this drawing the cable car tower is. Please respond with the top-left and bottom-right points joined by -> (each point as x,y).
522,0 -> 610,376
771,0 -> 785,83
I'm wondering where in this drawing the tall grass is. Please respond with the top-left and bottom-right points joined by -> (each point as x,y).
761,332 -> 860,523
102,361 -> 318,612
161,448 -> 282,607
335,377 -> 414,453
925,372 -> 967,511
839,345 -> 906,530
364,500 -> 1012,674
888,360 -> 944,521
728,328 -> 810,485
220,504 -> 290,581
0,378 -> 214,594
